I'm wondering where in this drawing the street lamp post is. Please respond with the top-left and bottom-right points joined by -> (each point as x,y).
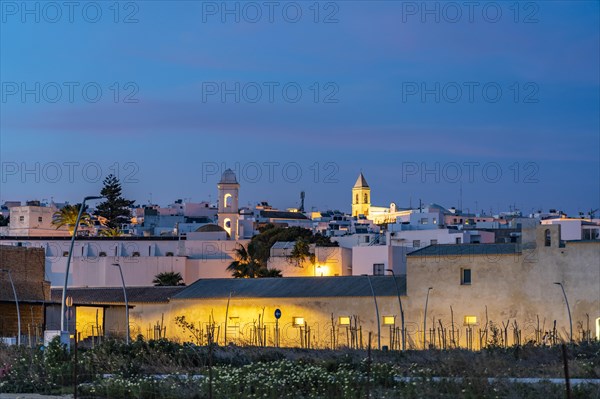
554,282 -> 573,342
423,287 -> 433,349
386,269 -> 405,351
362,274 -> 381,350
60,195 -> 103,335
1,269 -> 20,345
112,263 -> 130,344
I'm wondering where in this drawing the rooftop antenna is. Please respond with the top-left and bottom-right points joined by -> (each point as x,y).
459,183 -> 463,212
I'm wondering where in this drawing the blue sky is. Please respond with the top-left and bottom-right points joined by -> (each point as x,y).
1,1 -> 598,215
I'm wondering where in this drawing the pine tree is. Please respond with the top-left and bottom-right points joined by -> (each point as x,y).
95,174 -> 135,229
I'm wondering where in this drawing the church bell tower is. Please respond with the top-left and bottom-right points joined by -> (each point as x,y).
352,172 -> 371,217
217,169 -> 239,239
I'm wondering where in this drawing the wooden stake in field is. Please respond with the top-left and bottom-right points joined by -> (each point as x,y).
366,331 -> 372,399
450,306 -> 456,348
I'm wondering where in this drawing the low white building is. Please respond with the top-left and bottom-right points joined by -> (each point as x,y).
541,218 -> 600,241
351,245 -> 409,276
6,204 -> 71,237
267,243 -> 351,277
0,234 -> 247,287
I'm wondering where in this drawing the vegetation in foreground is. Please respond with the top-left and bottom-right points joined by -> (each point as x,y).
0,337 -> 598,398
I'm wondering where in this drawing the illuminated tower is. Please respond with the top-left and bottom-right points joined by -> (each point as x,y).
217,169 -> 239,239
352,172 -> 371,217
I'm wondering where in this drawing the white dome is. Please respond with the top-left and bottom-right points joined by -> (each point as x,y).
219,169 -> 238,184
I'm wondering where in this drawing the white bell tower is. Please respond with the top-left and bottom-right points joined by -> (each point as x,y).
217,169 -> 239,239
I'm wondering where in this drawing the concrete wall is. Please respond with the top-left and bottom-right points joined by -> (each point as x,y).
352,246 -> 406,275
405,225 -> 600,347
71,256 -> 188,287
0,238 -> 247,286
134,296 -> 406,349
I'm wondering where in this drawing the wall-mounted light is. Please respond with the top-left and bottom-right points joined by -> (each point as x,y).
293,317 -> 305,327
383,316 -> 396,325
464,316 -> 477,326
338,316 -> 351,326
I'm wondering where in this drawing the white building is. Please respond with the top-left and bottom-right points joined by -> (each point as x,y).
541,218 -> 600,241
6,204 -> 70,237
0,234 -> 245,288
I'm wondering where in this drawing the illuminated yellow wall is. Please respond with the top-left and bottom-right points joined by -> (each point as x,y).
75,306 -> 104,339
129,296 -> 410,349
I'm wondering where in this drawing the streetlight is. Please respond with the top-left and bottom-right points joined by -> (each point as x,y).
386,269 -> 405,351
423,287 -> 433,349
60,195 -> 103,335
112,263 -> 130,344
0,269 -> 20,345
362,274 -> 381,350
554,282 -> 572,342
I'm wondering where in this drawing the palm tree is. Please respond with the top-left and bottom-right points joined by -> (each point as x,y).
152,271 -> 185,286
288,238 -> 315,268
227,244 -> 282,278
52,204 -> 92,235
99,227 -> 122,237
257,268 -> 282,278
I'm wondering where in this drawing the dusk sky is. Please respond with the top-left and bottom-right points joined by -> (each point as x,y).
1,1 -> 599,215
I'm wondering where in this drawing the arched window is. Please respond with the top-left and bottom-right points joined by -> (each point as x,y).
544,229 -> 551,247
355,194 -> 358,204
364,193 -> 368,203
224,193 -> 232,208
223,218 -> 232,237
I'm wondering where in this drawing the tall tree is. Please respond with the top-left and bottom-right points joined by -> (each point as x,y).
95,174 -> 135,229
52,204 -> 92,235
227,243 -> 282,278
248,225 -> 337,266
152,271 -> 185,286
